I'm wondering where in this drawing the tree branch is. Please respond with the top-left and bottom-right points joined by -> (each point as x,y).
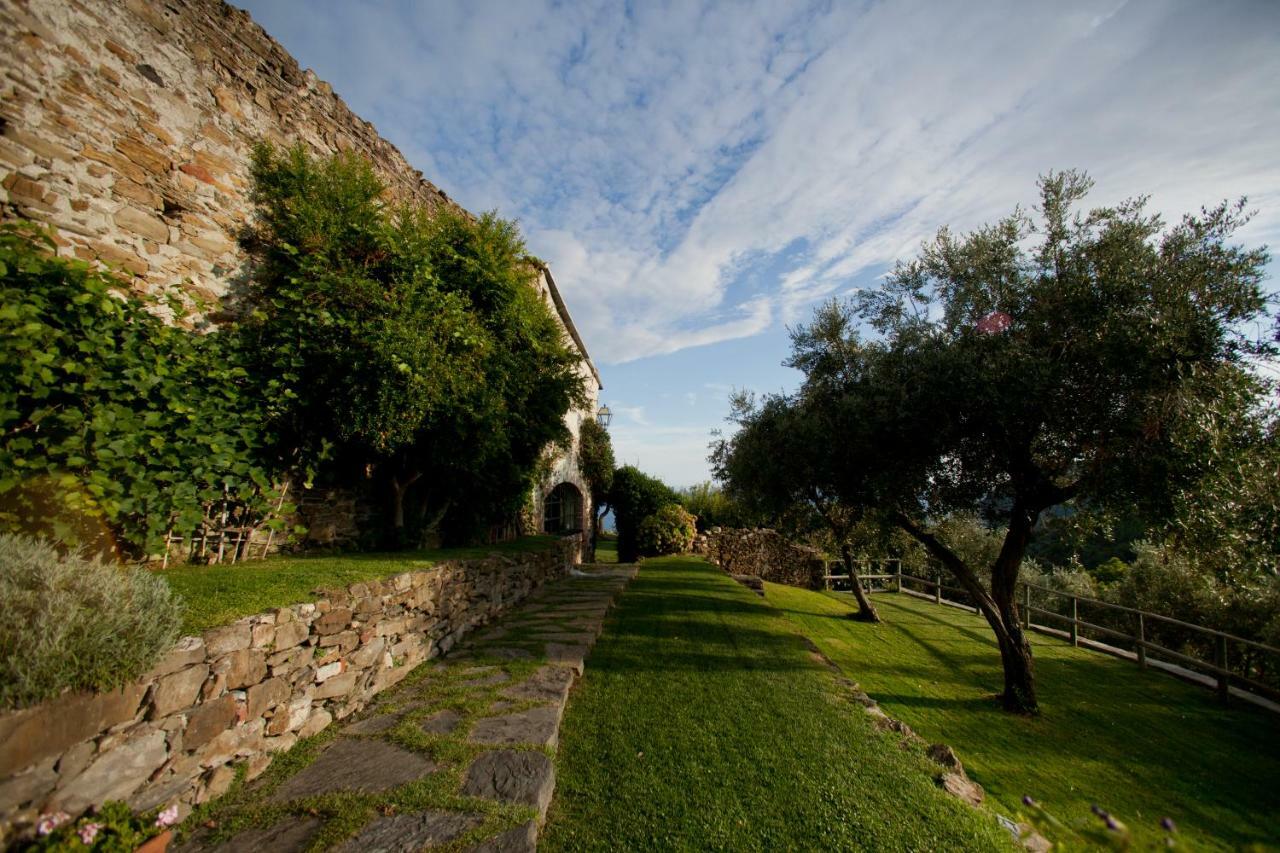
890,508 -> 1000,623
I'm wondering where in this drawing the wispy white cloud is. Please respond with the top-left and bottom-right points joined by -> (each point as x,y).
245,0 -> 1280,368
609,404 -> 649,427
608,424 -> 722,489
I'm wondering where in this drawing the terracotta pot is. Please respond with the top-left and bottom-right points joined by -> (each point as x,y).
136,829 -> 172,853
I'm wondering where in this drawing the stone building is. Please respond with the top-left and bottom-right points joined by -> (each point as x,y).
0,0 -> 602,546
527,265 -> 602,539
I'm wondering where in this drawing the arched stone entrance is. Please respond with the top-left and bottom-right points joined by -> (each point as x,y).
542,481 -> 585,534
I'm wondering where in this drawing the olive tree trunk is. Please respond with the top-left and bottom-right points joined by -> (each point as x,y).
838,545 -> 881,623
893,509 -> 1038,714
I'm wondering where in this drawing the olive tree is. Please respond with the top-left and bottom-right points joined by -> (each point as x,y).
787,171 -> 1271,712
712,391 -> 880,622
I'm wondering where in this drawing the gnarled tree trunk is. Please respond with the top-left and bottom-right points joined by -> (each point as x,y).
839,544 -> 881,623
893,509 -> 1038,714
388,470 -> 423,548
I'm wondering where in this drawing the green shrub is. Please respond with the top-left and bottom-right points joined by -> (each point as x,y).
609,466 -> 679,562
0,534 -> 182,710
638,503 -> 697,556
0,222 -> 279,557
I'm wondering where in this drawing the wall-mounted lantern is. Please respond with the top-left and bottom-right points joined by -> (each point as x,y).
596,404 -> 612,428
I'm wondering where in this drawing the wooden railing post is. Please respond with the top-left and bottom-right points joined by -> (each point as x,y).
1216,634 -> 1229,701
1070,596 -> 1079,647
895,560 -> 902,593
934,566 -> 942,604
1137,613 -> 1146,668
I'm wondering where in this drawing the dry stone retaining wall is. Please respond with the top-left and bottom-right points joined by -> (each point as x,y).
693,527 -> 827,590
0,534 -> 584,835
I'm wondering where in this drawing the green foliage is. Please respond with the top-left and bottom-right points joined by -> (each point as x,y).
1165,391 -> 1280,581
241,145 -> 488,477
241,145 -> 585,545
416,213 -> 588,544
1090,556 -> 1129,587
637,503 -> 696,556
712,392 -> 839,536
31,800 -> 176,851
677,482 -> 754,531
712,390 -> 883,619
577,418 -> 614,507
0,534 -> 181,710
0,223 -> 277,556
1105,541 -> 1280,684
833,171 -> 1272,526
772,170 -> 1274,711
608,465 -> 678,562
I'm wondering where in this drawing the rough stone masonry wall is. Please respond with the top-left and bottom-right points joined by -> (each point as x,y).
0,534 -> 584,833
0,0 -> 455,312
693,527 -> 827,590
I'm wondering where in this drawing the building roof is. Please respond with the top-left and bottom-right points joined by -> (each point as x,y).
537,262 -> 602,391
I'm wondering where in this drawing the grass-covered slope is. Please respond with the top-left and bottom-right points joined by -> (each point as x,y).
161,536 -> 559,634
767,586 -> 1280,850
541,556 -> 1012,851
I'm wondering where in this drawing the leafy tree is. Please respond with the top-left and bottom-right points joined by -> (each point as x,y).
412,216 -> 587,545
784,171 -> 1272,712
1164,383 -> 1280,581
713,391 -> 880,621
678,481 -> 756,531
241,145 -> 584,545
577,416 -> 615,556
609,465 -> 679,562
0,223 -> 278,557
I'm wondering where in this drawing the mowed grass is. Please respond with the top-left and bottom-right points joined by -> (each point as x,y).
160,536 -> 559,634
541,556 -> 1013,851
767,585 -> 1280,850
591,534 -> 618,564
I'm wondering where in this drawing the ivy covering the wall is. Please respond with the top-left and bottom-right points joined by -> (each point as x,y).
0,223 -> 280,557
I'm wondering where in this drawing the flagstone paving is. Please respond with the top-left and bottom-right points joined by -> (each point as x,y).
176,564 -> 635,853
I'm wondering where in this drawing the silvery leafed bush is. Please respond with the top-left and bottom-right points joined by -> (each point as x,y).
0,534 -> 182,710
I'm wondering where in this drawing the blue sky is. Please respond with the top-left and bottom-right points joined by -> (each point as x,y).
240,0 -> 1280,488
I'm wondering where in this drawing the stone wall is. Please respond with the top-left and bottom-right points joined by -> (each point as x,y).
693,528 -> 827,590
0,534 -> 585,835
0,0 -> 455,313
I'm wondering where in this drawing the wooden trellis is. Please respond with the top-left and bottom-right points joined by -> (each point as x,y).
160,481 -> 291,568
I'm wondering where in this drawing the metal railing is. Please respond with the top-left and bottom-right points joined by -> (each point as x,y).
821,563 -> 1280,708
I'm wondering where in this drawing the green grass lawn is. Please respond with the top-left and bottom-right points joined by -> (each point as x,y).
541,555 -> 1012,851
767,585 -> 1280,850
161,536 -> 559,634
591,534 -> 617,564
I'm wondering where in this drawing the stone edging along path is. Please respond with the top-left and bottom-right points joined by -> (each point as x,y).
796,623 -> 1051,853
175,564 -> 637,853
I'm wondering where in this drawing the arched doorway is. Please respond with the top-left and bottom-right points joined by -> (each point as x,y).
542,481 -> 584,534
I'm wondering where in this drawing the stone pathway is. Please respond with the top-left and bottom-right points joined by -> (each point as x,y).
176,565 -> 635,853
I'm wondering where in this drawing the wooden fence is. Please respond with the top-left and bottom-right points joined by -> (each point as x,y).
821,561 -> 1280,709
